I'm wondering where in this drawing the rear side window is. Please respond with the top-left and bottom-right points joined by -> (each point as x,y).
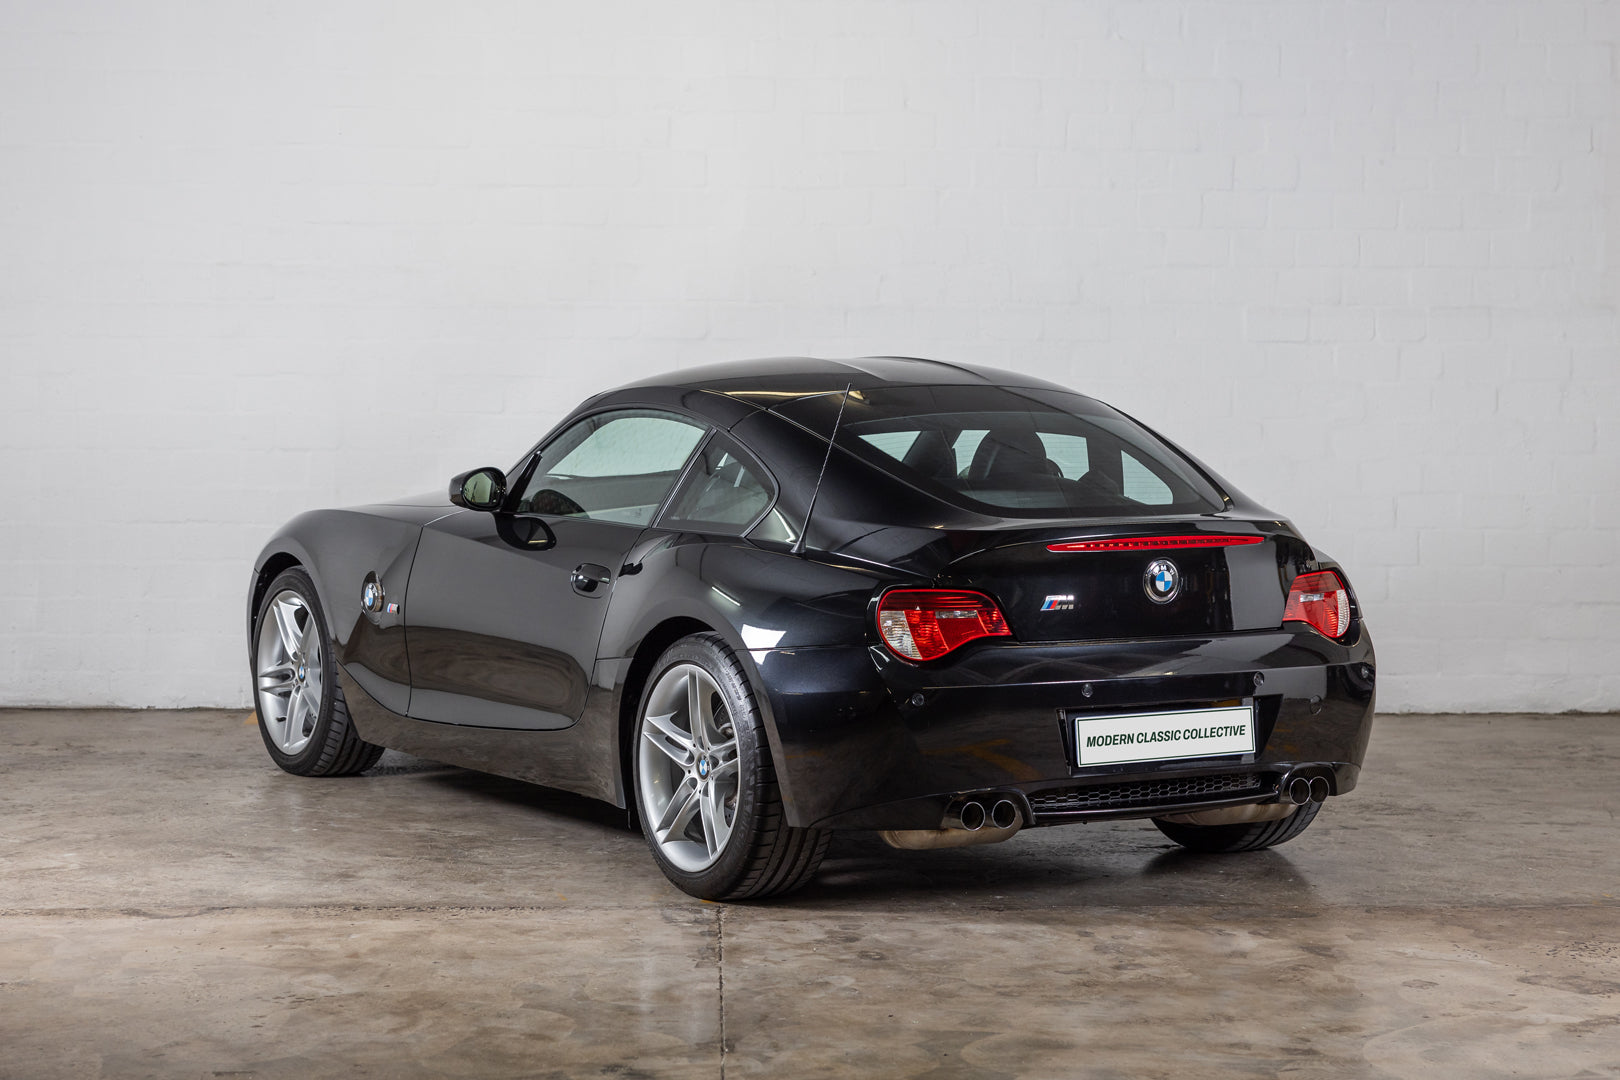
776,385 -> 1224,517
661,436 -> 775,534
1122,451 -> 1173,505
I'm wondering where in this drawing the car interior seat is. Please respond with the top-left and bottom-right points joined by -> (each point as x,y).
967,429 -> 1062,486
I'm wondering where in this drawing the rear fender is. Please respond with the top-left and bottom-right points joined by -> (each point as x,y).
599,533 -> 891,823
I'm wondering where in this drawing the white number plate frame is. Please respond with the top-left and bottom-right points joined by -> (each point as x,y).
1073,705 -> 1256,766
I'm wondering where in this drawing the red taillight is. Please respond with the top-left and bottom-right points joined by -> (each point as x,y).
1046,535 -> 1264,552
876,589 -> 1011,662
1284,571 -> 1352,639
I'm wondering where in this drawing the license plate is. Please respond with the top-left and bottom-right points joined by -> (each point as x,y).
1074,705 -> 1256,766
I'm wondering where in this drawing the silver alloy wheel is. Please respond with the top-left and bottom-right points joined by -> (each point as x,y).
637,662 -> 740,872
255,589 -> 323,756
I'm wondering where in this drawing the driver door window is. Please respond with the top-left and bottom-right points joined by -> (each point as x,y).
515,410 -> 705,526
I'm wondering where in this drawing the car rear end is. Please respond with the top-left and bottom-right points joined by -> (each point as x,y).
753,381 -> 1375,841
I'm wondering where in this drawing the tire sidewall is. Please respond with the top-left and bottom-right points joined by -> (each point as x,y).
1153,799 -> 1321,853
252,567 -> 338,772
632,634 -> 768,898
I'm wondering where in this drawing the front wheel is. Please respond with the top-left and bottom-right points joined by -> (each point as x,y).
633,634 -> 828,900
1152,800 -> 1322,853
251,567 -> 384,777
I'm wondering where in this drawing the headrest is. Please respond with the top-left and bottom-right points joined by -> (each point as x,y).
968,429 -> 1057,483
901,430 -> 959,481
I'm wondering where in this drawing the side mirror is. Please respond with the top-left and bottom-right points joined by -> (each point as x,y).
449,466 -> 508,511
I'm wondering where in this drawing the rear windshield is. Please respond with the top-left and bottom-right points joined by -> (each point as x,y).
775,385 -> 1226,517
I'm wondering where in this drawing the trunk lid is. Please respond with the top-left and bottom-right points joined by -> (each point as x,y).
935,519 -> 1312,642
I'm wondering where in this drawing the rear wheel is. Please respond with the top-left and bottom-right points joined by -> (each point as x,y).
1152,801 -> 1322,853
251,568 -> 383,777
633,633 -> 828,900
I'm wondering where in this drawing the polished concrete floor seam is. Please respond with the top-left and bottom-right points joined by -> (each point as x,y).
717,906 -> 732,1080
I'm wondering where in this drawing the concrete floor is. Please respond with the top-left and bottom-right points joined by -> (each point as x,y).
1,711 -> 1617,1079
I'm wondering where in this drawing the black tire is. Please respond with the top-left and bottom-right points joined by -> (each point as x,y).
632,633 -> 828,901
1152,800 -> 1322,853
250,567 -> 384,777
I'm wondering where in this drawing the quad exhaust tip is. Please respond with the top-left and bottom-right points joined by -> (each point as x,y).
882,794 -> 1025,850
947,799 -> 987,831
989,798 -> 1019,830
1282,772 -> 1333,805
944,795 -> 1024,832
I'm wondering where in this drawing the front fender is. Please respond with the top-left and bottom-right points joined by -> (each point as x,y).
247,509 -> 423,716
248,525 -> 321,656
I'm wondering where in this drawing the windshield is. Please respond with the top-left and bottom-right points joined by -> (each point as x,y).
775,385 -> 1226,517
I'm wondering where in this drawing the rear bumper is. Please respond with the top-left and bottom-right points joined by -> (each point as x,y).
753,626 -> 1376,830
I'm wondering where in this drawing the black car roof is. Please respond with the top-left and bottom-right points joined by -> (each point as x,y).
617,355 -> 1076,407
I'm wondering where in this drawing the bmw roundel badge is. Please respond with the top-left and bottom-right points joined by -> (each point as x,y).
1144,558 -> 1179,604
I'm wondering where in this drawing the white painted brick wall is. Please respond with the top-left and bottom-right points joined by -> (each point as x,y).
1,0 -> 1615,712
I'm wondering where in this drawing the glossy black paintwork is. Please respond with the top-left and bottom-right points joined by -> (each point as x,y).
404,510 -> 644,730
249,356 -> 1377,831
938,527 -> 1318,640
247,501 -> 439,717
754,622 -> 1374,829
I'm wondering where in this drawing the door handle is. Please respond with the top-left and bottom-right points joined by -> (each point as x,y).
570,563 -> 612,597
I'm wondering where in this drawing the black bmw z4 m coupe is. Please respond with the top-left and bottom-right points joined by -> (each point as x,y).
247,356 -> 1375,900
